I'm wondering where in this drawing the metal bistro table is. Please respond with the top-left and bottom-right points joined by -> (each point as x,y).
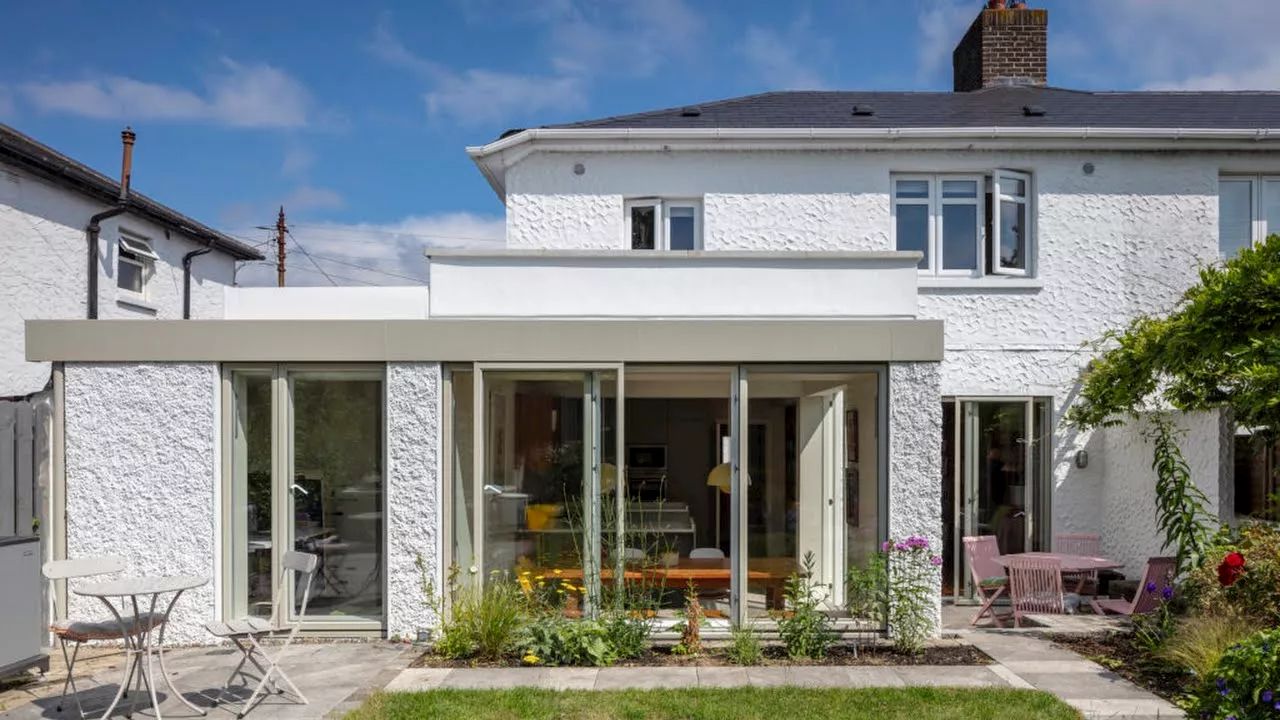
993,552 -> 1124,593
74,575 -> 209,720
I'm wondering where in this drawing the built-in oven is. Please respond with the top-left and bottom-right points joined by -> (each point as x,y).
626,445 -> 667,501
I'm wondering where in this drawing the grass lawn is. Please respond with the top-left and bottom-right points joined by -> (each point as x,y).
345,687 -> 1081,719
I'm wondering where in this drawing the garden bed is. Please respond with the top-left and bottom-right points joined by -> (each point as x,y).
1049,633 -> 1190,703
412,642 -> 991,669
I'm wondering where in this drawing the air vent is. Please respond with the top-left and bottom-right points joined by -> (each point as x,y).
680,106 -> 702,117
852,105 -> 875,116
1022,105 -> 1047,117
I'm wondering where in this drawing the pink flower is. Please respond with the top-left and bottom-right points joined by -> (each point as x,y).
929,556 -> 943,566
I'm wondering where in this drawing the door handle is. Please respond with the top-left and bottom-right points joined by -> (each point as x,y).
291,483 -> 309,496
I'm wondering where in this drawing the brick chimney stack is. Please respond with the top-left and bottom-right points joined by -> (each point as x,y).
952,1 -> 1048,92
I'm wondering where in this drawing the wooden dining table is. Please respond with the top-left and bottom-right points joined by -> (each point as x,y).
992,552 -> 1124,593
535,557 -> 801,610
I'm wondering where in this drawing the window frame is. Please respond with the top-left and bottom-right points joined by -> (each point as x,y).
991,170 -> 1033,277
624,197 -> 703,251
892,172 -> 1022,278
1219,174 -> 1280,260
116,233 -> 157,300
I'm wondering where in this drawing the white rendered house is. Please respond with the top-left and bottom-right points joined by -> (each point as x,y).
24,4 -> 1280,642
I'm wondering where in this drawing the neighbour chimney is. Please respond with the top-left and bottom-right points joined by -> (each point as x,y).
119,127 -> 135,201
952,2 -> 1048,92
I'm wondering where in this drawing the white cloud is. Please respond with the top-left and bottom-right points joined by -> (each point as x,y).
282,185 -> 344,212
19,59 -> 312,128
370,1 -> 702,126
915,0 -> 973,85
1041,0 -> 1280,91
280,141 -> 313,177
0,86 -> 14,118
370,16 -> 585,126
738,15 -> 828,91
235,212 -> 505,287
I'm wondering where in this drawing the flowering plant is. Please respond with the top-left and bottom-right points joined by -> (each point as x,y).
880,535 -> 942,655
1187,628 -> 1280,720
1218,552 -> 1246,587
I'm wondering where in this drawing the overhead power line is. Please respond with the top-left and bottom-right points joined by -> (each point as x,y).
285,229 -> 337,286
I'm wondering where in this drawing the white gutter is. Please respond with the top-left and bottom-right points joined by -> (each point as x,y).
467,126 -> 1280,199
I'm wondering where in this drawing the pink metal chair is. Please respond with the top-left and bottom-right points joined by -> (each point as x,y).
1007,555 -> 1068,628
962,535 -> 1009,627
1055,533 -> 1102,593
1091,557 -> 1175,616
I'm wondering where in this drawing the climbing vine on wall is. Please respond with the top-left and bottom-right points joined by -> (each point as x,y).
1068,234 -> 1280,568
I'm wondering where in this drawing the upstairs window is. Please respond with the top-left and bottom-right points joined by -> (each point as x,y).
1219,176 -> 1280,260
626,198 -> 702,250
117,233 -> 157,298
892,171 -> 1033,277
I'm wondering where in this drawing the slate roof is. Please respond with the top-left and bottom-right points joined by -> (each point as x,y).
539,86 -> 1280,133
0,123 -> 263,261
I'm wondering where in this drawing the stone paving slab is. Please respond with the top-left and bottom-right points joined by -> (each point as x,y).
1065,698 -> 1186,719
382,668 -> 451,692
438,668 -> 549,690
843,667 -> 906,688
695,667 -> 750,688
1018,671 -> 1163,700
594,667 -> 698,690
892,666 -> 1007,688
545,668 -> 599,691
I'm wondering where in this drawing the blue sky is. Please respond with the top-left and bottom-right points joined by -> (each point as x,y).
2,0 -> 1276,285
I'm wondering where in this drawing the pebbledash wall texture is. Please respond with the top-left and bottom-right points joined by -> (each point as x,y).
504,147 -> 1235,577
61,361 -> 444,642
63,363 -> 219,645
888,362 -> 943,631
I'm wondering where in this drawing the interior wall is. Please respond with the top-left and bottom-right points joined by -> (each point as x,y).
625,398 -> 724,547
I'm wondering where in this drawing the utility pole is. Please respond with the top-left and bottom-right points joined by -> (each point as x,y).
276,206 -> 287,287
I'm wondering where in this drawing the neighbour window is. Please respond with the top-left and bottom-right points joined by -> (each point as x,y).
625,198 -> 702,250
892,171 -> 1033,277
1234,433 -> 1280,520
1219,176 -> 1280,260
117,233 -> 157,298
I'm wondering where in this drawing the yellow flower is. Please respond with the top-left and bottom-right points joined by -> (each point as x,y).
553,569 -> 563,575
521,571 -> 532,577
534,575 -> 545,581
522,654 -> 540,665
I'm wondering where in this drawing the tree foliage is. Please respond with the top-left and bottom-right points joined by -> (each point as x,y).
1068,235 -> 1280,432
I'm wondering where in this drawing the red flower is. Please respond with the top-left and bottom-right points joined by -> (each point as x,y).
1217,552 -> 1246,587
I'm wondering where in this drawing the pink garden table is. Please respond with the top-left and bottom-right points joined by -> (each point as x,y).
993,552 -> 1124,593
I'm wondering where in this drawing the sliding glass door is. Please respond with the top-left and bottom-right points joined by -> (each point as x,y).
224,365 -> 386,629
471,365 -> 621,618
944,397 -> 1051,599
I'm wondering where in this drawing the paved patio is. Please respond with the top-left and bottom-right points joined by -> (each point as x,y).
0,642 -> 410,720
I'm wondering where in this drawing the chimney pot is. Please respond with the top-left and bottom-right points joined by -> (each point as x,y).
119,127 -> 135,201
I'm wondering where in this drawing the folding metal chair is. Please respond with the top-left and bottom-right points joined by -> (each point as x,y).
43,557 -> 164,719
205,551 -> 318,718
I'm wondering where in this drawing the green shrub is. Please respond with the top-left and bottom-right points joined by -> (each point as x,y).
435,574 -> 529,660
1186,628 -> 1280,720
776,551 -> 837,660
846,551 -> 888,622
1158,613 -> 1264,680
1185,523 -> 1280,626
726,622 -> 764,666
521,616 -> 617,667
601,611 -> 652,660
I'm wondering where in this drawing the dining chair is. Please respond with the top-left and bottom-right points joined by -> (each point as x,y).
688,547 -> 725,559
1055,533 -> 1102,594
1007,555 -> 1077,628
43,557 -> 164,719
206,551 -> 319,718
962,536 -> 1009,627
1091,556 -> 1175,617
622,548 -> 646,562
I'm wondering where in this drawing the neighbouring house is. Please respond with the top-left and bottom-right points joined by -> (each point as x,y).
1,124 -> 264,398
21,3 -> 1280,643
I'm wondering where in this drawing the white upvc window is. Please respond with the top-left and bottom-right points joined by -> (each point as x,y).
892,170 -> 1034,278
992,170 -> 1032,277
625,198 -> 702,250
1219,175 -> 1280,260
117,233 -> 157,299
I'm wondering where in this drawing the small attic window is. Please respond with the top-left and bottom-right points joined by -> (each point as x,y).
1022,105 -> 1047,117
852,105 -> 876,116
680,106 -> 702,117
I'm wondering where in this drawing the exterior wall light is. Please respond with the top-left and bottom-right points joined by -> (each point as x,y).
1075,450 -> 1089,469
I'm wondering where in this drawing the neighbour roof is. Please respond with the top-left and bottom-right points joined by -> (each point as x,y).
538,85 -> 1280,132
0,123 -> 264,261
